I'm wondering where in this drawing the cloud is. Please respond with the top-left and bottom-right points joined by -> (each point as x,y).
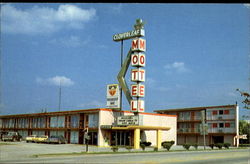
36,76 -> 74,87
78,100 -> 104,108
110,4 -> 123,13
1,4 -> 96,34
164,62 -> 190,73
243,4 -> 250,9
146,77 -> 156,86
49,35 -> 89,47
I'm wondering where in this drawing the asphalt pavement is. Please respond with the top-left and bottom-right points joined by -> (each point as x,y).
0,141 -> 249,163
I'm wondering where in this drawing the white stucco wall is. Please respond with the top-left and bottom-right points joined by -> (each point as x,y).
97,110 -> 177,147
139,113 -> 177,146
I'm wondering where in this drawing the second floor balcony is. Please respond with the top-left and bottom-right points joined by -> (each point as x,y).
208,128 -> 236,133
178,128 -> 200,133
178,116 -> 201,122
206,115 -> 235,121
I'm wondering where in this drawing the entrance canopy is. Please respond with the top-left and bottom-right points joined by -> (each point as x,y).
101,125 -> 171,131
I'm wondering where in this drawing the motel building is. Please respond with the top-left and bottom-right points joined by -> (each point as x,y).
155,104 -> 239,147
0,108 -> 177,149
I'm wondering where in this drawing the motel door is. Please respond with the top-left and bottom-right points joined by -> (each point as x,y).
212,136 -> 224,144
111,131 -> 132,146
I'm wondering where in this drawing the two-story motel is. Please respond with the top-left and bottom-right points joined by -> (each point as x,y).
0,108 -> 177,149
0,104 -> 239,147
155,104 -> 239,146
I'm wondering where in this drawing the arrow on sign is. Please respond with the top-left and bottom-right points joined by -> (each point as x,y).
117,48 -> 133,104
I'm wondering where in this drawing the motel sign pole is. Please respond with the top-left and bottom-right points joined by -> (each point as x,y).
120,40 -> 123,110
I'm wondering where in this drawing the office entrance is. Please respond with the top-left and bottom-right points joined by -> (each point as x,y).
212,136 -> 224,144
111,131 -> 132,146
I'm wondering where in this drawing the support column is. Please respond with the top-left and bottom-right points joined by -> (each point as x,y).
157,130 -> 162,149
134,128 -> 140,149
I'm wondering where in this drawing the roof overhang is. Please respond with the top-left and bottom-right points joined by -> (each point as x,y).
102,125 -> 171,131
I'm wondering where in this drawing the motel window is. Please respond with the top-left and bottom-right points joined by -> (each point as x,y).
18,118 -> 29,128
224,110 -> 229,115
230,109 -> 235,115
32,131 -> 45,136
70,115 -> 80,128
88,114 -> 99,128
18,130 -> 28,138
219,110 -> 223,115
32,117 -> 46,128
219,123 -> 224,128
58,116 -> 65,128
183,112 -> 191,120
231,123 -> 235,128
5,119 -> 15,128
50,131 -> 64,137
212,111 -> 218,115
50,116 -> 65,128
212,123 -> 217,128
70,131 -> 79,144
225,123 -> 230,128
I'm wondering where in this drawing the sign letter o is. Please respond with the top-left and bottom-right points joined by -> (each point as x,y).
140,55 -> 145,65
132,55 -> 138,65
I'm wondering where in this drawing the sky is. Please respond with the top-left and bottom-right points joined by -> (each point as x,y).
1,3 -> 250,119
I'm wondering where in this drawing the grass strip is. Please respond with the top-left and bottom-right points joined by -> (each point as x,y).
32,147 -> 247,158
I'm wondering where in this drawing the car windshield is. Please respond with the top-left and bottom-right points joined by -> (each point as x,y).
7,132 -> 15,136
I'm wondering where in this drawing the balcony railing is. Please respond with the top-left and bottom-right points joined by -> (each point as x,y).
178,128 -> 200,133
206,115 -> 235,120
178,116 -> 201,121
208,128 -> 235,133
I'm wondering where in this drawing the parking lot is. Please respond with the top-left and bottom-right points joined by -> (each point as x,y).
0,141 -> 111,161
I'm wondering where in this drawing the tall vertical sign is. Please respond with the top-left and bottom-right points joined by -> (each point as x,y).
114,19 -> 146,113
130,37 -> 146,112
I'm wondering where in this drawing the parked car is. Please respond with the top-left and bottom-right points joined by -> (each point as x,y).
2,132 -> 22,142
34,135 -> 48,143
47,135 -> 67,144
0,131 -> 8,141
26,135 -> 37,143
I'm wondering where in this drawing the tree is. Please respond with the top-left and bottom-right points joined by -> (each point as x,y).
239,120 -> 250,144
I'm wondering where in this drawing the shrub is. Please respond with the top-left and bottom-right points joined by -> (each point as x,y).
215,143 -> 223,149
162,140 -> 175,146
209,144 -> 215,149
154,147 -> 158,152
140,141 -> 152,147
162,143 -> 173,151
111,146 -> 119,152
192,143 -> 198,150
223,143 -> 231,149
182,143 -> 191,150
140,144 -> 146,151
239,144 -> 250,147
125,146 -> 133,152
